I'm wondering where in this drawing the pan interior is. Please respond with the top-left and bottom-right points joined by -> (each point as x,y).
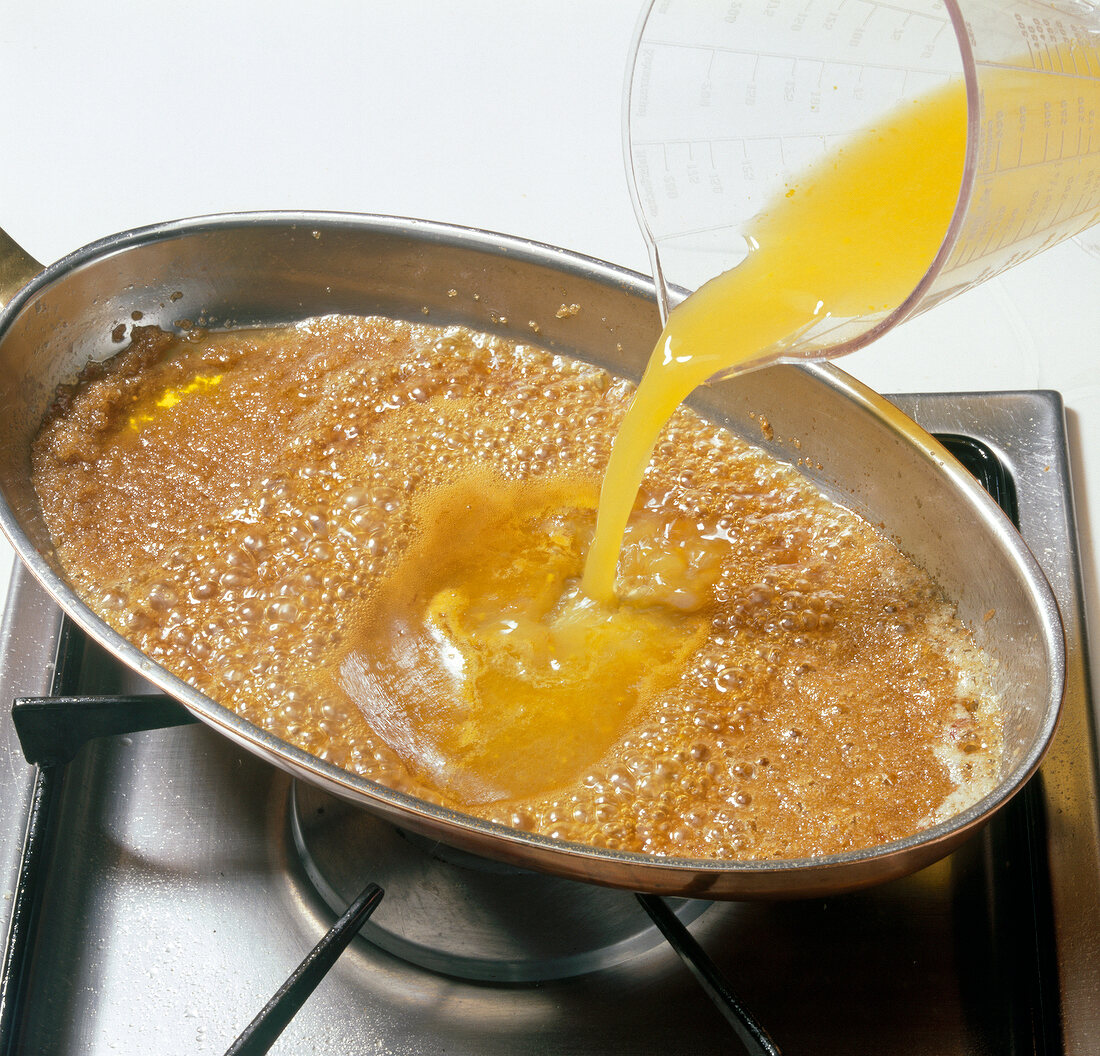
0,214 -> 1063,897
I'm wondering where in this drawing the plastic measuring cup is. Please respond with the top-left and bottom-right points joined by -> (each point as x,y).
625,0 -> 1100,351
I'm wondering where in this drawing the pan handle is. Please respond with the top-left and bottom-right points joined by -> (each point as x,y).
0,227 -> 44,311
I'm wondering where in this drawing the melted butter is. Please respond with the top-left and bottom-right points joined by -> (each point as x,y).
129,373 -> 224,428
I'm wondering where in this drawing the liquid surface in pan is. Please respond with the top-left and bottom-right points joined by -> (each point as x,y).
30,316 -> 1001,860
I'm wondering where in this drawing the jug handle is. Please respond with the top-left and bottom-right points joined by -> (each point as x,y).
0,227 -> 44,311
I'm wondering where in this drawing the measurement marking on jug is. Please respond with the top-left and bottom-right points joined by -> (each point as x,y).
922,18 -> 950,60
848,1 -> 877,49
648,38 -> 949,75
633,128 -> 871,148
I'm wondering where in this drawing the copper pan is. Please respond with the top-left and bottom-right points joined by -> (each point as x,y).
0,212 -> 1065,899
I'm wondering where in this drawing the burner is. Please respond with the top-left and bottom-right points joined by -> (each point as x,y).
289,781 -> 709,982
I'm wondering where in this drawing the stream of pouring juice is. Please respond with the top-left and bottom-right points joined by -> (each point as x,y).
582,79 -> 968,602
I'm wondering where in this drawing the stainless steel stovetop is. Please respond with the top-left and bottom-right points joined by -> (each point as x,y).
1,391 -> 1097,1055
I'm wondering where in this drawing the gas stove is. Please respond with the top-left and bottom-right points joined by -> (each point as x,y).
1,391 -> 1097,1056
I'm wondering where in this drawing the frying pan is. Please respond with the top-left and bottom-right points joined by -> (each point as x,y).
0,212 -> 1065,899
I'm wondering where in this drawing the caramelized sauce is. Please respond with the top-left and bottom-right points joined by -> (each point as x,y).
31,317 -> 1001,860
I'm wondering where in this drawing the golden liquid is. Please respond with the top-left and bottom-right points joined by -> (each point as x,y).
342,475 -> 712,803
583,80 -> 969,601
588,47 -> 1100,600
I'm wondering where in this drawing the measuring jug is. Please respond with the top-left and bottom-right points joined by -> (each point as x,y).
626,0 -> 1100,352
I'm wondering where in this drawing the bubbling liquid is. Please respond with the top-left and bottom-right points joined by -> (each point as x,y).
31,316 -> 1001,860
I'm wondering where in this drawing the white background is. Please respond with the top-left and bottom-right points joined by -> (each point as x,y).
1,1 -> 1097,674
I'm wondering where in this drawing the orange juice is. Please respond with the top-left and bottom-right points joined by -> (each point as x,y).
583,79 -> 969,602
